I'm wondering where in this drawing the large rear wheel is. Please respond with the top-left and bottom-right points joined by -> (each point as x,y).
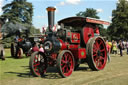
11,43 -> 16,57
29,52 -> 47,77
86,37 -> 107,71
57,50 -> 74,78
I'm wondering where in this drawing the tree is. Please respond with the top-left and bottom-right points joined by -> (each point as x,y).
76,8 -> 100,19
107,0 -> 128,40
0,0 -> 40,35
0,0 -> 40,45
1,0 -> 33,24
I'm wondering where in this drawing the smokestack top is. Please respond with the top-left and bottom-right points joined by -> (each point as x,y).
46,7 -> 56,12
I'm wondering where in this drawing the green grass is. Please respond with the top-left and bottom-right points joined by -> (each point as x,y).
0,49 -> 128,85
0,49 -> 30,80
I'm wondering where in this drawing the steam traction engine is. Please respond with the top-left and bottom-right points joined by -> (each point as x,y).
10,29 -> 33,58
11,30 -> 44,58
29,7 -> 110,78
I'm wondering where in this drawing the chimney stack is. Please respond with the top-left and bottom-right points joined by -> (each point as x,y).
46,7 -> 56,32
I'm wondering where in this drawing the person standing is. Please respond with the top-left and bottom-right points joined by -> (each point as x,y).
118,40 -> 123,56
126,40 -> 128,55
112,41 -> 117,55
108,41 -> 112,53
111,40 -> 115,54
106,40 -> 111,62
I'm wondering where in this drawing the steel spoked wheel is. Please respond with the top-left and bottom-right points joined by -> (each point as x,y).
11,43 -> 16,57
29,52 -> 47,77
57,50 -> 74,78
86,37 -> 107,71
16,48 -> 23,58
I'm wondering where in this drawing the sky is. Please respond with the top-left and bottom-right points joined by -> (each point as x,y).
0,0 -> 119,30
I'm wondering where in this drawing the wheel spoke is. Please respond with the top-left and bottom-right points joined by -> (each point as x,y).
95,59 -> 99,67
93,48 -> 97,53
100,48 -> 105,52
98,41 -> 102,47
95,42 -> 100,49
94,56 -> 98,62
99,61 -> 103,67
66,67 -> 69,73
61,60 -> 66,63
64,54 -> 68,61
68,56 -> 72,62
100,56 -> 104,60
93,44 -> 98,51
93,53 -> 97,57
62,65 -> 66,73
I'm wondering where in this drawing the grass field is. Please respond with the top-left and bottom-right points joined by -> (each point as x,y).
0,49 -> 128,85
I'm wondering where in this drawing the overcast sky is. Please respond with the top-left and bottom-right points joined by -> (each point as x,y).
0,0 -> 119,30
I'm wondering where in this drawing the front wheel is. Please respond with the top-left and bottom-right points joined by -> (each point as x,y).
16,48 -> 23,58
29,51 -> 47,77
57,50 -> 74,78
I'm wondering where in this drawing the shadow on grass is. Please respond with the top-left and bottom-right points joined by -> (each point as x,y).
5,66 -> 61,79
5,71 -> 33,78
5,56 -> 13,58
5,65 -> 32,78
5,66 -> 91,79
5,56 -> 30,59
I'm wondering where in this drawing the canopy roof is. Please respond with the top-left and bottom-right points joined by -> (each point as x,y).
58,17 -> 110,27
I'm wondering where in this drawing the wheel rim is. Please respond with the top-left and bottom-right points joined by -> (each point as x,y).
33,53 -> 46,76
11,43 -> 16,57
61,52 -> 74,77
92,38 -> 107,70
11,44 -> 14,56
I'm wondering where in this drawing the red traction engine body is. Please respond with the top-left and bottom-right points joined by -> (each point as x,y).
29,7 -> 110,78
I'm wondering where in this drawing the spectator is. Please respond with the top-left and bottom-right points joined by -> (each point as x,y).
108,41 -> 112,53
112,41 -> 117,55
111,40 -> 114,54
118,40 -> 123,56
39,44 -> 44,53
126,40 -> 128,55
106,40 -> 111,62
32,43 -> 39,52
122,40 -> 126,50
